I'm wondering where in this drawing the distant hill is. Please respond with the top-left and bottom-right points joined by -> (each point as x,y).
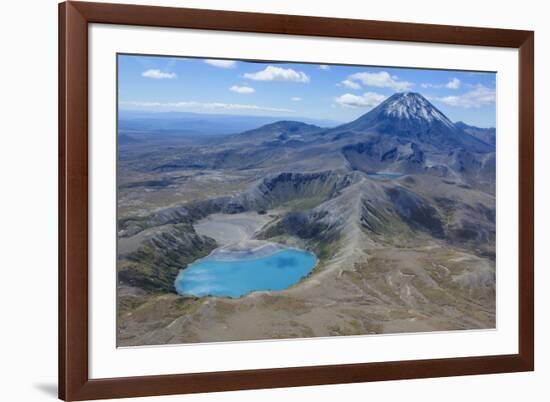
455,121 -> 496,146
223,121 -> 324,146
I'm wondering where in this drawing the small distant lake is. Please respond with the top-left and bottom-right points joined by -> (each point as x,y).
367,172 -> 403,179
175,247 -> 317,298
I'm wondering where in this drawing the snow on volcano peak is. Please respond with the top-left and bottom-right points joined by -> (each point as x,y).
381,92 -> 454,129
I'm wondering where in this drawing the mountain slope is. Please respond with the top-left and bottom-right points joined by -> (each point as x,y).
222,120 -> 324,146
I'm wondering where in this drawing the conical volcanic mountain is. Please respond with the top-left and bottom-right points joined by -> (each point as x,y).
327,92 -> 493,152
331,92 -> 492,152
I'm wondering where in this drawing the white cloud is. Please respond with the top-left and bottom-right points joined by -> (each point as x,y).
244,66 -> 310,83
446,78 -> 461,89
120,100 -> 293,113
347,71 -> 412,91
341,79 -> 361,90
291,97 -> 303,101
435,85 -> 495,108
204,59 -> 237,69
421,77 -> 461,90
141,69 -> 176,79
229,85 -> 255,94
334,92 -> 387,108
319,65 -> 331,71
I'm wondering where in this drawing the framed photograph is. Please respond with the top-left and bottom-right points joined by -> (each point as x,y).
59,1 -> 534,400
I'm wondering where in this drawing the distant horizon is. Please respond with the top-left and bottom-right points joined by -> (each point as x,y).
119,104 -> 495,130
119,55 -> 497,128
118,109 -> 346,128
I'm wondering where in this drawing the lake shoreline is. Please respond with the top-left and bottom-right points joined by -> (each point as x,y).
174,242 -> 318,298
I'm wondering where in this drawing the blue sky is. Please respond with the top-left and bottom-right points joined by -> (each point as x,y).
118,54 -> 497,128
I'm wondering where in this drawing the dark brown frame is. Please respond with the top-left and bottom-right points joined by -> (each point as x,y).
59,1 -> 534,400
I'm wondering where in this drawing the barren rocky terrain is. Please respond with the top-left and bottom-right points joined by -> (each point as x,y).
117,93 -> 496,346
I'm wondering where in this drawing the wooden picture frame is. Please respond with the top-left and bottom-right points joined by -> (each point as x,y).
59,1 -> 534,400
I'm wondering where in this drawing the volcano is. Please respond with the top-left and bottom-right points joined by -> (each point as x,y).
328,92 -> 493,152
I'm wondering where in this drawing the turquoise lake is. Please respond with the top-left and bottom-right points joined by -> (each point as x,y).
175,248 -> 317,298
